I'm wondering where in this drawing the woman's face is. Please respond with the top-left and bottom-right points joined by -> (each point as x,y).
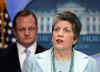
52,20 -> 76,50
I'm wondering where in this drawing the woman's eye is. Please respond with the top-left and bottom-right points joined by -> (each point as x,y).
54,28 -> 60,32
64,28 -> 72,32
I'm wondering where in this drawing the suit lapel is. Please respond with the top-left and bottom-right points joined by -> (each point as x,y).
9,44 -> 21,72
15,45 -> 21,72
35,45 -> 47,54
35,45 -> 41,54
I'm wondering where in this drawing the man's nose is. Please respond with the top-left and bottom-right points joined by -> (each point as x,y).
24,29 -> 30,35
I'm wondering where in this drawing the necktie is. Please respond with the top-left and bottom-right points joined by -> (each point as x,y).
22,49 -> 30,72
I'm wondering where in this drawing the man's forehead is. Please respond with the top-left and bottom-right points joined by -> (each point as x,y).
16,16 -> 35,23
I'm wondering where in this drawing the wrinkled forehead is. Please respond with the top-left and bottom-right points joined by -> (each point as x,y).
15,16 -> 37,29
16,15 -> 35,22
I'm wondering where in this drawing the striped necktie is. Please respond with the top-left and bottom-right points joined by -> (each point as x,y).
22,49 -> 30,72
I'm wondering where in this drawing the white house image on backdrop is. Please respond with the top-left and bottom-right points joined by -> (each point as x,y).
35,2 -> 100,35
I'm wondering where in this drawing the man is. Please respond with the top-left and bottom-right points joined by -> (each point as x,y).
7,10 -> 47,72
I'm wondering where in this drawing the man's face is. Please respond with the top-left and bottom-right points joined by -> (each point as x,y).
13,14 -> 38,48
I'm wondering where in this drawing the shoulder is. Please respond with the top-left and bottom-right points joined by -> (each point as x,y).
74,49 -> 98,65
7,43 -> 17,50
36,44 -> 49,53
0,48 -> 8,56
86,56 -> 99,71
29,49 -> 51,62
7,43 -> 17,49
74,50 -> 99,72
35,49 -> 51,59
37,45 -> 48,50
74,49 -> 89,58
7,43 -> 18,56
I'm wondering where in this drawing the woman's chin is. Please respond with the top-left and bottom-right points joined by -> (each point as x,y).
55,45 -> 64,50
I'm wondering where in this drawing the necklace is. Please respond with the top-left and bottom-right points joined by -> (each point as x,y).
51,49 -> 74,72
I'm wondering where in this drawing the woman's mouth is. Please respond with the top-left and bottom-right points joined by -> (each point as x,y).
56,39 -> 63,43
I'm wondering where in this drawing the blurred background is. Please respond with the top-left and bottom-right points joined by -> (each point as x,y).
0,0 -> 100,65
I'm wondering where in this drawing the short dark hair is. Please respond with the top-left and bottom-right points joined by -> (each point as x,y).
52,11 -> 81,40
13,9 -> 37,28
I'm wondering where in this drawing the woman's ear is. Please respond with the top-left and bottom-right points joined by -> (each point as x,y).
51,37 -> 53,42
73,39 -> 78,45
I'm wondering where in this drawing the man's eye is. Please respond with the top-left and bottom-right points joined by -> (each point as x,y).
18,28 -> 25,31
29,27 -> 35,31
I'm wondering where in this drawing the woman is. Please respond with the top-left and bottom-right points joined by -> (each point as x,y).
24,11 -> 99,72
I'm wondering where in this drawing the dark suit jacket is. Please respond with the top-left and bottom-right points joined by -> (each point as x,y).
0,43 -> 48,72
0,48 -> 8,72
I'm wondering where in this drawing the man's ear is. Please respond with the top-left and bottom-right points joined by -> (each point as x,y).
13,29 -> 16,37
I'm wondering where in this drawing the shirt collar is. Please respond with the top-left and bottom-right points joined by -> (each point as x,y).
17,41 -> 37,56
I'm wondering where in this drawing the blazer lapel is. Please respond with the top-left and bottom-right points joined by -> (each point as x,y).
36,49 -> 52,72
74,50 -> 89,72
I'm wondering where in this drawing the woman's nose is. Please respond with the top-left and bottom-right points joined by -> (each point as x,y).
57,30 -> 64,37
